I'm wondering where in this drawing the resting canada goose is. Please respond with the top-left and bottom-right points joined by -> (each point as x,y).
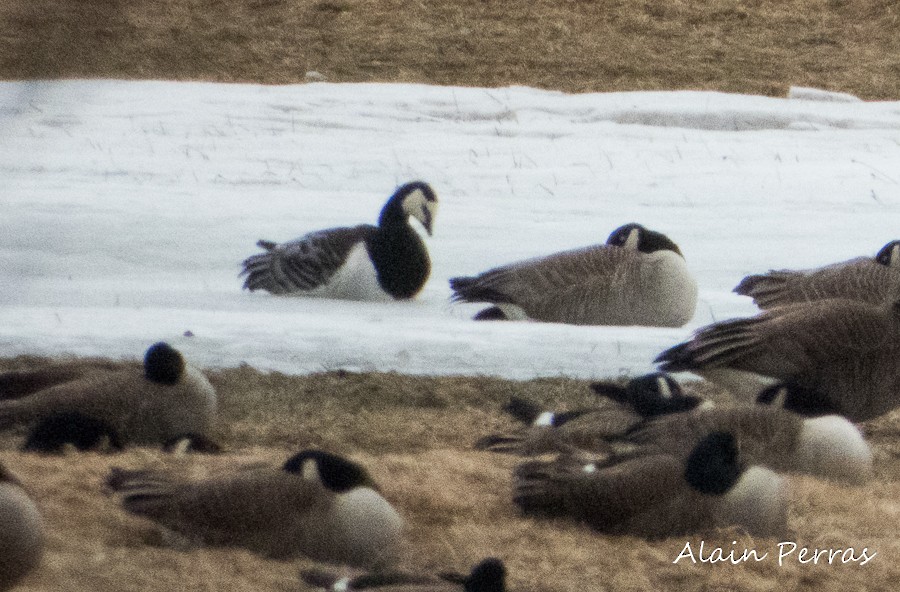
106,449 -> 403,567
0,342 -> 217,445
474,396 -> 640,455
590,372 -> 708,417
475,373 -> 705,455
241,181 -> 438,300
449,223 -> 697,326
300,557 -> 506,592
620,404 -> 872,485
513,431 -> 788,538
22,411 -> 125,453
0,463 -> 44,591
655,297 -> 900,422
734,240 -> 900,308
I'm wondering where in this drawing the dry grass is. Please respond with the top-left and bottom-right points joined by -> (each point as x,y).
2,355 -> 900,591
1,0 -> 900,98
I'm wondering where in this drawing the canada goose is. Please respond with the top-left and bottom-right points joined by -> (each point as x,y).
513,431 -> 788,538
22,413 -> 222,454
590,372 -> 709,417
474,396 -> 640,455
620,404 -> 872,485
0,360 -> 120,400
300,557 -> 506,592
734,240 -> 900,308
106,449 -> 403,567
655,297 -> 900,422
0,342 -> 217,445
475,373 -> 704,456
22,411 -> 125,453
449,223 -> 697,326
241,181 -> 438,300
0,463 -> 44,591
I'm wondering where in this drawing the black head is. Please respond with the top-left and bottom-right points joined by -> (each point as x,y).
875,240 -> 900,267
381,181 -> 439,235
22,411 -> 125,453
684,431 -> 742,496
606,223 -> 683,256
755,383 -> 836,417
626,373 -> 702,417
143,342 -> 185,385
282,449 -> 373,493
465,558 -> 506,592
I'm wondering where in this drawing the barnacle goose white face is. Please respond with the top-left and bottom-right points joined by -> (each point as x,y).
400,185 -> 439,236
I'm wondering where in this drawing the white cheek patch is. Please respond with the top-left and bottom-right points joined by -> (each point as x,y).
333,578 -> 351,592
623,227 -> 641,250
656,376 -> 673,399
582,463 -> 597,474
534,411 -> 555,427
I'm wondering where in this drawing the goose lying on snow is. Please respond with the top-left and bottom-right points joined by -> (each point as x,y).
655,297 -> 900,422
106,449 -> 403,568
301,558 -> 506,592
241,181 -> 438,300
734,240 -> 900,308
450,223 -> 697,326
0,342 -> 217,447
0,463 -> 44,591
513,431 -> 789,538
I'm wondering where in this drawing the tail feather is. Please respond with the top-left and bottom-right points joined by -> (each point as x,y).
106,468 -> 179,514
734,272 -> 795,307
449,276 -> 513,305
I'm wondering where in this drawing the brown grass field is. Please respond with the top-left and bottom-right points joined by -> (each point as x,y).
3,1 -> 900,591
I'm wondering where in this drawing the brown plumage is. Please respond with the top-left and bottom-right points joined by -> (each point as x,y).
0,343 -> 217,445
619,405 -> 872,485
106,449 -> 403,568
513,431 -> 789,539
656,297 -> 900,421
734,240 -> 900,308
450,223 -> 697,326
0,463 -> 44,591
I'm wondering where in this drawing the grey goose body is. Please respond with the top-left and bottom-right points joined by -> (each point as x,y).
655,297 -> 900,422
735,240 -> 900,309
513,431 -> 788,539
241,181 -> 438,300
301,558 -> 506,592
0,464 -> 44,591
0,343 -> 217,446
107,449 -> 403,568
450,223 -> 697,326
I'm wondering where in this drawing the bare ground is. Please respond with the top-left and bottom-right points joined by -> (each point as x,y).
1,0 -> 900,99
